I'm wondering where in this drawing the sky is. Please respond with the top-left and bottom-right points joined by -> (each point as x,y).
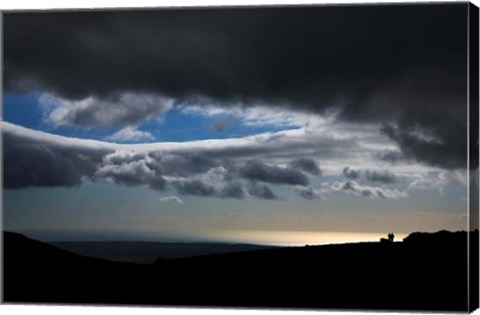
2,3 -> 477,245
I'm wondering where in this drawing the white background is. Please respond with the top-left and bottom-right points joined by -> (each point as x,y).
0,0 -> 479,315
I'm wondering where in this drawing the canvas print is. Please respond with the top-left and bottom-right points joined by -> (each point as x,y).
1,2 -> 479,312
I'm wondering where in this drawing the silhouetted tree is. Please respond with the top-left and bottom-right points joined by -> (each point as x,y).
380,233 -> 395,243
388,233 -> 395,242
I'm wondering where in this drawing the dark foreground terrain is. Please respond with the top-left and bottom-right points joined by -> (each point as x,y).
50,241 -> 277,264
3,230 -> 479,311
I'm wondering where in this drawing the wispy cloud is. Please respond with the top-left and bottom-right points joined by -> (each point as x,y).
407,171 -> 467,193
179,102 -> 314,130
105,126 -> 154,143
331,180 -> 408,199
343,166 -> 397,184
40,92 -> 174,129
159,195 -> 184,204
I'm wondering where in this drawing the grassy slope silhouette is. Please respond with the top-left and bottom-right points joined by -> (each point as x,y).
50,241 -> 277,264
3,230 -> 479,311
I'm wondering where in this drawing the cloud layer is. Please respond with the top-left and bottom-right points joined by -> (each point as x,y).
40,93 -> 173,128
0,121 -> 404,198
3,124 -> 112,189
4,4 -> 470,170
333,180 -> 408,199
343,167 -> 397,184
4,121 -> 468,204
5,6 -> 466,109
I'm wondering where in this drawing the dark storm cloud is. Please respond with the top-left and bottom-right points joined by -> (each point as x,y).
5,5 -> 466,106
247,183 -> 279,200
374,149 -> 405,163
4,4 -> 469,170
289,158 -> 322,176
3,130 -> 111,189
240,160 -> 309,186
380,122 -> 467,169
173,179 -> 216,197
343,166 -> 397,184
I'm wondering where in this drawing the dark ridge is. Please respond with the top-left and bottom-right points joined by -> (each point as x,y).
3,230 -> 478,311
49,241 -> 278,264
403,229 -> 477,244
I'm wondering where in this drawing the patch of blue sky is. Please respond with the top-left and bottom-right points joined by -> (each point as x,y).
3,92 -> 301,143
3,91 -> 118,140
145,106 -> 300,142
3,91 -> 44,129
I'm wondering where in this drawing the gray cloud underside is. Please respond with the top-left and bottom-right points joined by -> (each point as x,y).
3,125 -> 113,189
380,123 -> 467,169
3,122 -> 323,200
295,186 -> 324,200
289,158 -> 322,176
247,182 -> 280,200
343,166 -> 397,184
4,122 -> 462,201
240,160 -> 309,186
4,4 -> 470,169
332,180 -> 407,199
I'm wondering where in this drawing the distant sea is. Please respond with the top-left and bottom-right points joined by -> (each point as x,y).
13,229 -> 408,246
201,230 -> 409,246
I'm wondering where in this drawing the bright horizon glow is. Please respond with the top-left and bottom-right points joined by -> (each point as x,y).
202,230 -> 409,246
13,228 -> 410,246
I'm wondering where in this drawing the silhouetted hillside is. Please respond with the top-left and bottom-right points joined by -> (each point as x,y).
50,241 -> 277,264
403,229 -> 475,244
3,230 -> 478,312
